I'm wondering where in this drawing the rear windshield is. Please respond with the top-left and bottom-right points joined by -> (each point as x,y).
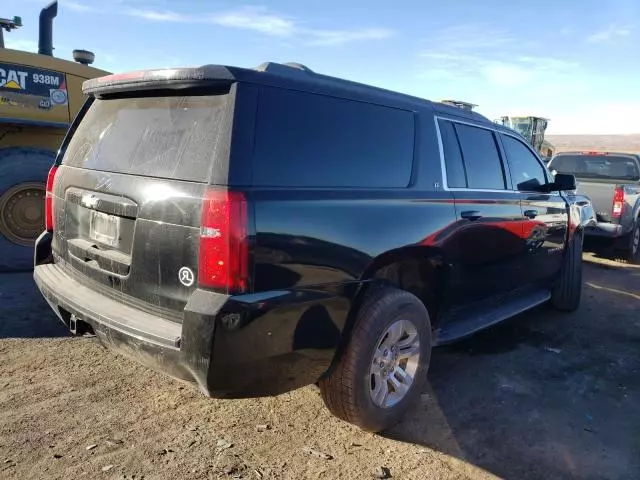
551,154 -> 640,181
62,94 -> 230,182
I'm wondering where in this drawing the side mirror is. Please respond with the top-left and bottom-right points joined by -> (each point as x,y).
549,173 -> 576,191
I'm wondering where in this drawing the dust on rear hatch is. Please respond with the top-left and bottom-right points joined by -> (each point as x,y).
62,94 -> 231,182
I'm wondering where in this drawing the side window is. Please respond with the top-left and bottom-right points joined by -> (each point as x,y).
252,87 -> 415,188
438,119 -> 466,188
454,124 -> 506,190
501,134 -> 547,191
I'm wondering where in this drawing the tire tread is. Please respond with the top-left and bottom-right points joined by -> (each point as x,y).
319,288 -> 430,431
551,231 -> 583,312
617,222 -> 640,265
0,147 -> 55,272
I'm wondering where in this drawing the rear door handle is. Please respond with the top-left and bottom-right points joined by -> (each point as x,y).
460,210 -> 482,221
524,210 -> 538,219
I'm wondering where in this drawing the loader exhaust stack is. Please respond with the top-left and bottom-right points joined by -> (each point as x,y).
38,0 -> 57,56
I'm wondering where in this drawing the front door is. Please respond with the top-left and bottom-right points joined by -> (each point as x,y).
499,133 -> 568,284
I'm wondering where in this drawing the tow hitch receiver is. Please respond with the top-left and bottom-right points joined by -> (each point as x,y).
69,313 -> 93,336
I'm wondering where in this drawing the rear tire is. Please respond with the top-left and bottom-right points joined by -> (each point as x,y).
319,287 -> 432,432
551,230 -> 583,312
0,148 -> 55,272
621,221 -> 640,265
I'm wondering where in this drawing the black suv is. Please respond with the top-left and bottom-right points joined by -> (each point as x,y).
34,62 -> 593,432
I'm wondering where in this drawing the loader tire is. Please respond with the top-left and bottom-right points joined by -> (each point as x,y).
0,148 -> 55,272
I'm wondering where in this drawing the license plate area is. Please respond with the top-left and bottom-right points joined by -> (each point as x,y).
89,210 -> 121,247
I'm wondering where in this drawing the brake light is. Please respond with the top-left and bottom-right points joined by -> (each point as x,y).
100,71 -> 146,82
612,187 -> 625,218
582,151 -> 607,156
198,189 -> 248,293
44,165 -> 58,231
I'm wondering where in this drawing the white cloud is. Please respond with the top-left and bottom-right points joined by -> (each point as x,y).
119,5 -> 393,45
516,56 -> 579,70
422,25 -> 514,53
4,38 -> 38,52
559,26 -> 574,37
418,25 -> 580,88
50,3 -> 394,46
546,102 -> 640,135
480,63 -> 533,87
211,7 -> 297,37
586,24 -> 632,43
64,1 -> 95,12
420,54 -> 576,88
306,27 -> 394,46
127,9 -> 188,22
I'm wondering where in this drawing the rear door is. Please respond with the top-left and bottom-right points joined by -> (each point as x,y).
51,89 -> 234,317
499,133 -> 568,284
438,119 -> 527,305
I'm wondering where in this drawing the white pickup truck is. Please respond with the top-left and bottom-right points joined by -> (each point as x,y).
548,151 -> 640,263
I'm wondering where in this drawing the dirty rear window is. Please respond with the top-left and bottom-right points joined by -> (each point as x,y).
551,154 -> 640,181
62,94 -> 231,182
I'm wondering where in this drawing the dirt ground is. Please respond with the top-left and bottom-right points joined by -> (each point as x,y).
1,254 -> 639,480
546,133 -> 640,153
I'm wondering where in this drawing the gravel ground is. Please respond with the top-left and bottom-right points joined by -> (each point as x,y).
1,254 -> 639,480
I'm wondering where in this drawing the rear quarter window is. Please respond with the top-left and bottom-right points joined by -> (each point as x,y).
251,87 -> 415,188
62,94 -> 231,182
438,119 -> 467,188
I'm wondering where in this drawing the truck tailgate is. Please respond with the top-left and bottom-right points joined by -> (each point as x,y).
575,180 -> 617,222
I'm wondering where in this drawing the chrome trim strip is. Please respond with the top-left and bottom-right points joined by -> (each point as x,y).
434,114 -> 552,194
433,115 -> 448,190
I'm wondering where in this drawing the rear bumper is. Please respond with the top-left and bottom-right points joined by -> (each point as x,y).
34,262 -> 222,394
584,221 -> 624,239
33,258 -> 350,398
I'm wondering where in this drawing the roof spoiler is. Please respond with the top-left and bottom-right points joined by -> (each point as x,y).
83,66 -> 236,96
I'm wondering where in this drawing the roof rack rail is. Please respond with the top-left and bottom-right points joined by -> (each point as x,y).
254,61 -> 314,75
440,99 -> 478,111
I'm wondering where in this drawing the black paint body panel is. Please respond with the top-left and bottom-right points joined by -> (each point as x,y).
33,63 -> 594,397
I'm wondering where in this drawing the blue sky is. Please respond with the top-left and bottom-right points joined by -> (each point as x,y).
7,0 -> 639,134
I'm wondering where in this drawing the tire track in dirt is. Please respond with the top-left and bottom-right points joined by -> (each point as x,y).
1,259 -> 638,479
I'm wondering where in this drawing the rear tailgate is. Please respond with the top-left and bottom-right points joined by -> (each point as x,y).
574,180 -> 618,222
51,90 -> 234,318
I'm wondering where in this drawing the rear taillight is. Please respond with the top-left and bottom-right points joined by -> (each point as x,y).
45,165 -> 58,231
612,187 -> 625,218
198,188 -> 248,293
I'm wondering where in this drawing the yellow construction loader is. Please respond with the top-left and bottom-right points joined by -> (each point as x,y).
441,101 -> 555,162
497,116 -> 555,162
0,1 -> 109,270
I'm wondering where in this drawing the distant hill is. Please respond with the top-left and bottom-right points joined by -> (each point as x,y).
546,134 -> 640,154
